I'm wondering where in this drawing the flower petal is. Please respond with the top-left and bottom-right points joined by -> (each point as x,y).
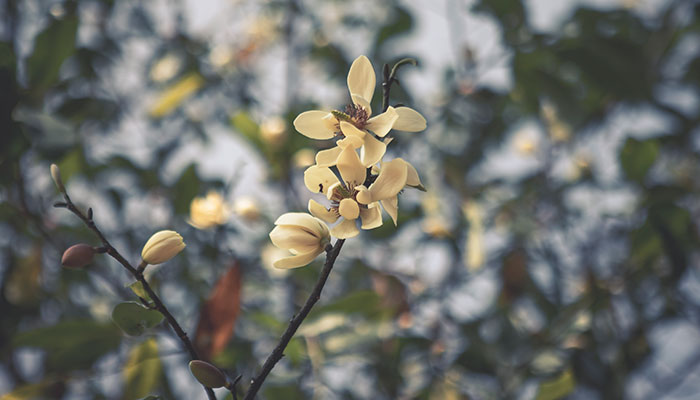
403,159 -> 423,188
338,198 -> 360,220
337,146 -> 366,187
360,202 -> 383,229
304,165 -> 338,194
274,212 -> 329,240
273,249 -> 322,269
351,94 -> 372,117
366,106 -> 398,137
339,121 -> 366,145
393,107 -> 426,132
368,158 -> 408,201
360,133 -> 386,167
315,147 -> 342,167
347,55 -> 375,104
308,199 -> 339,224
330,218 -> 360,239
381,197 -> 399,226
293,111 -> 336,139
269,225 -> 322,254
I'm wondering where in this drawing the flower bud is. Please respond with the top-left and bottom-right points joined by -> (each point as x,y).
189,360 -> 227,389
50,164 -> 65,193
269,213 -> 330,269
141,230 -> 186,265
61,244 -> 96,268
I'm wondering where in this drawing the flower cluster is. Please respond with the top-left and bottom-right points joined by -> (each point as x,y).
269,56 -> 426,268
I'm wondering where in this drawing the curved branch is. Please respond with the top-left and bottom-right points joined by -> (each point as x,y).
55,194 -> 217,400
243,239 -> 345,400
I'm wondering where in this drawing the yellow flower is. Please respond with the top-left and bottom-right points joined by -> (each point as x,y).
269,213 -> 330,269
293,55 -> 427,167
233,196 -> 260,221
141,230 -> 186,265
304,147 -> 421,237
188,191 -> 230,229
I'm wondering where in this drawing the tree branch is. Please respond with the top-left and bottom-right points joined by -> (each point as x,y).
243,239 -> 345,400
55,194 -> 217,400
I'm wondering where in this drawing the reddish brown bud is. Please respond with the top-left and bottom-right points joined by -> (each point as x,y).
61,244 -> 96,268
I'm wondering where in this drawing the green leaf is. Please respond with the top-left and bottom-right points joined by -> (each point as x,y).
124,338 -> 162,400
620,138 -> 658,183
127,281 -> 153,303
231,111 -> 261,145
535,369 -> 576,400
26,16 -> 79,90
12,320 -> 122,371
172,164 -> 201,214
112,302 -> 164,336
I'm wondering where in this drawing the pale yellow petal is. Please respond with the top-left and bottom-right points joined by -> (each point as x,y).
360,202 -> 383,229
336,147 -> 366,187
338,198 -> 360,220
367,158 -> 408,201
269,225 -> 321,254
304,165 -> 338,194
339,121 -> 366,143
366,106 -> 398,137
326,182 -> 342,200
360,133 -> 386,167
355,185 -> 371,205
308,199 -> 339,224
351,94 -> 372,117
315,147 -> 342,167
403,159 -> 423,188
338,136 -> 363,149
273,250 -> 322,269
381,197 -> 399,226
392,107 -> 426,132
330,218 -> 360,239
274,212 -> 328,240
293,111 -> 336,139
347,55 -> 375,104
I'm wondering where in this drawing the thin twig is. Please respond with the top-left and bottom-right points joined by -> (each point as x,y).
55,194 -> 217,400
243,239 -> 345,400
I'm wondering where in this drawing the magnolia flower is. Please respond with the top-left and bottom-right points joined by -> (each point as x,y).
141,230 -> 186,265
269,213 -> 330,269
293,55 -> 426,167
188,192 -> 230,229
304,146 -> 421,237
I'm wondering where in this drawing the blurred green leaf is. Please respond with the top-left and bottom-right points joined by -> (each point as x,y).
12,320 -> 121,371
26,16 -> 78,90
535,369 -> 575,400
172,164 -> 201,214
124,338 -> 162,400
620,138 -> 658,183
231,111 -> 261,146
112,302 -> 163,336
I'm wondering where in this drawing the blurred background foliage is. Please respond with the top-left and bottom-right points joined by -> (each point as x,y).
2,0 -> 700,399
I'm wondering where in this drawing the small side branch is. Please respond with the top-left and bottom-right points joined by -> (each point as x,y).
55,195 -> 217,400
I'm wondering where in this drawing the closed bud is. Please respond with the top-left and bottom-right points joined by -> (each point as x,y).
61,244 -> 96,268
233,196 -> 260,221
141,230 -> 186,265
188,360 -> 227,388
50,164 -> 65,193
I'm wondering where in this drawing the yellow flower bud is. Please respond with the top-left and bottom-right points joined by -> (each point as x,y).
50,164 -> 65,193
141,230 -> 186,265
269,213 -> 330,269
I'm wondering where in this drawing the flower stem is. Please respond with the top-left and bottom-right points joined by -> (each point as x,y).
243,239 -> 345,400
